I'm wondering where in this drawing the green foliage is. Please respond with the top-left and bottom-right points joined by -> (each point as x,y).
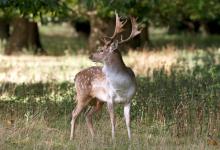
72,0 -> 154,28
0,0 -> 70,22
1,0 -> 220,27
72,0 -> 220,28
153,0 -> 220,26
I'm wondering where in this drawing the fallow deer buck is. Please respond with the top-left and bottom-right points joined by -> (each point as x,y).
70,12 -> 142,140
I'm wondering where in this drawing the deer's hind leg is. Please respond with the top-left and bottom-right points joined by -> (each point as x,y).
70,96 -> 91,140
86,100 -> 104,137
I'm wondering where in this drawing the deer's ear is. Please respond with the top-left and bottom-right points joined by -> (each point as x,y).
109,41 -> 118,52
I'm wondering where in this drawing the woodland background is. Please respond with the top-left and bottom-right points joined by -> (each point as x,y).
0,0 -> 220,149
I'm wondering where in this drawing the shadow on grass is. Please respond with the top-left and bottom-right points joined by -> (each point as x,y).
0,82 -> 75,118
41,34 -> 87,56
41,32 -> 220,56
0,62 -> 219,137
151,34 -> 220,49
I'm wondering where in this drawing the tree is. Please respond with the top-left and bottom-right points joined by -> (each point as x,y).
5,18 -> 44,54
153,0 -> 220,35
71,0 -> 154,51
0,18 -> 9,40
0,0 -> 68,55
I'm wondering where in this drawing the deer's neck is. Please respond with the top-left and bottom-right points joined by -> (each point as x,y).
102,50 -> 136,102
103,50 -> 127,74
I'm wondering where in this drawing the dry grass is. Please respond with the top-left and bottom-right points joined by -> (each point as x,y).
127,46 -> 178,75
0,48 -> 179,83
0,55 -> 88,83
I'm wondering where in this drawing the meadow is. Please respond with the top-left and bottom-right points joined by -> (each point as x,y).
0,24 -> 220,149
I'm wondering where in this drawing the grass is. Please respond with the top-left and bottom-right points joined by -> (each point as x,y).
149,27 -> 220,49
0,23 -> 220,149
40,23 -> 87,55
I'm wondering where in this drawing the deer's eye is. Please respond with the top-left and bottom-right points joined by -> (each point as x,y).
100,49 -> 104,53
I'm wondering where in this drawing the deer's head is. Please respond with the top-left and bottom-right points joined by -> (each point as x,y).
89,12 -> 142,63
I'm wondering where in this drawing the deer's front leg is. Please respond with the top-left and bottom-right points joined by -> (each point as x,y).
124,102 -> 131,139
107,102 -> 115,140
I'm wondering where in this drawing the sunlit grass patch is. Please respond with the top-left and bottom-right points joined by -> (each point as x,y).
126,47 -> 178,75
2,48 -> 219,83
0,55 -> 91,83
1,51 -> 175,83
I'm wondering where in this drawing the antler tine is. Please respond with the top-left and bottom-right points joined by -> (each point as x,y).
101,37 -> 109,45
109,12 -> 127,40
118,17 -> 142,44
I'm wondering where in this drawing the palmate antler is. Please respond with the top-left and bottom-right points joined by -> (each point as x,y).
118,17 -> 142,44
109,12 -> 127,40
103,12 -> 142,45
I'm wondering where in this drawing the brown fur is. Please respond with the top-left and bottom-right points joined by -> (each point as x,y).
74,66 -> 105,105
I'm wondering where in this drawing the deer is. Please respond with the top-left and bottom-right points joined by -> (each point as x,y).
70,12 -> 142,140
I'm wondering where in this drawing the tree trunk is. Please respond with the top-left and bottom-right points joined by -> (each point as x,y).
27,21 -> 45,54
140,24 -> 151,48
71,19 -> 91,40
202,20 -> 220,35
5,18 -> 45,55
5,18 -> 28,54
88,12 -> 108,52
0,18 -> 9,40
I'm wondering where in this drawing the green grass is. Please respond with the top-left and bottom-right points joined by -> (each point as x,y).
40,23 -> 87,55
151,33 -> 220,49
39,23 -> 220,55
150,27 -> 220,49
0,50 -> 220,149
0,24 -> 220,149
